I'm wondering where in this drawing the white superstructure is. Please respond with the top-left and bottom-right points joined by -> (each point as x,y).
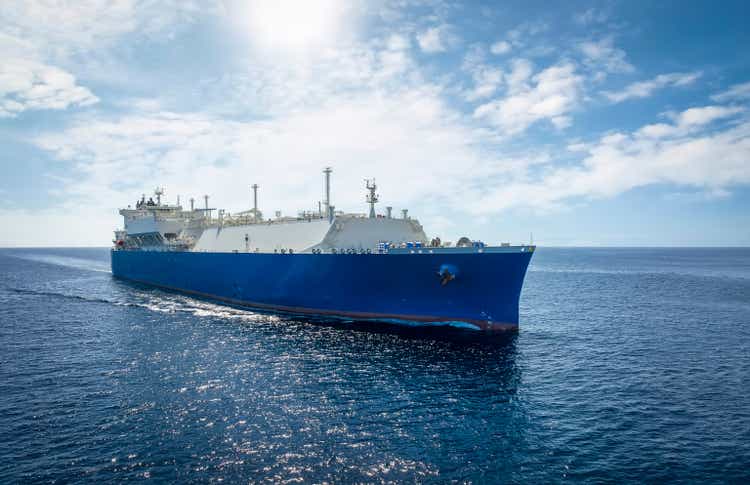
114,169 -> 430,253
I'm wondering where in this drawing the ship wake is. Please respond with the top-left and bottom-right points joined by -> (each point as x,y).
3,285 -> 276,325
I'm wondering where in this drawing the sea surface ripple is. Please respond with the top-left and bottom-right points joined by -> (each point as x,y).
1,247 -> 749,483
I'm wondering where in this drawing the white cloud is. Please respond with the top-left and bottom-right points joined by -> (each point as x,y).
573,8 -> 608,25
490,40 -> 511,55
461,45 -> 503,101
470,105 -> 750,213
0,0 -> 212,58
0,5 -> 104,117
673,105 -> 744,127
0,58 -> 98,117
0,0 -> 212,117
578,37 -> 633,76
505,58 -> 534,94
507,22 -> 548,43
636,105 -> 745,138
603,71 -> 702,103
386,33 -> 410,51
416,25 -> 456,53
711,81 -> 750,102
473,62 -> 583,135
174,39 -> 420,119
464,66 -> 503,101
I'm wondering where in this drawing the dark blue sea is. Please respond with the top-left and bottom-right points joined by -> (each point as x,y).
1,248 -> 749,483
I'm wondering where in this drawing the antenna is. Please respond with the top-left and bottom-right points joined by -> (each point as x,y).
530,232 -> 534,246
251,184 -> 259,223
177,195 -> 180,207
154,187 -> 164,205
365,179 -> 378,218
323,167 -> 332,217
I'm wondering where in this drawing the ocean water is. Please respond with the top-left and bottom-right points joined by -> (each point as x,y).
1,247 -> 749,483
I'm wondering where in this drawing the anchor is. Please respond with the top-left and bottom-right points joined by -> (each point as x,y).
437,264 -> 458,286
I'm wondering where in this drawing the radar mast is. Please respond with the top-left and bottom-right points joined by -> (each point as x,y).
154,187 -> 164,206
365,179 -> 379,218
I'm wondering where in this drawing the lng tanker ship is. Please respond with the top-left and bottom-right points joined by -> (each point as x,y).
111,168 -> 534,331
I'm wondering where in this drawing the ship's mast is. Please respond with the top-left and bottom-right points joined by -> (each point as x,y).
366,179 -> 378,218
323,167 -> 332,218
251,184 -> 259,223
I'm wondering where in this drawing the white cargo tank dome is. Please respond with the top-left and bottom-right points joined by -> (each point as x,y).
313,216 -> 427,251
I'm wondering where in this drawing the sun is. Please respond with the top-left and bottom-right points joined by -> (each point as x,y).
241,0 -> 350,53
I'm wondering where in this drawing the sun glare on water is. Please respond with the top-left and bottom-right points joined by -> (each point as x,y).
241,0 -> 351,53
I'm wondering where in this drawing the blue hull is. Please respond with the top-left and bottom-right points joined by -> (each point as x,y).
111,250 -> 533,331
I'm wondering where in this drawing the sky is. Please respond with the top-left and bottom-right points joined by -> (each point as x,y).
1,0 -> 749,247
